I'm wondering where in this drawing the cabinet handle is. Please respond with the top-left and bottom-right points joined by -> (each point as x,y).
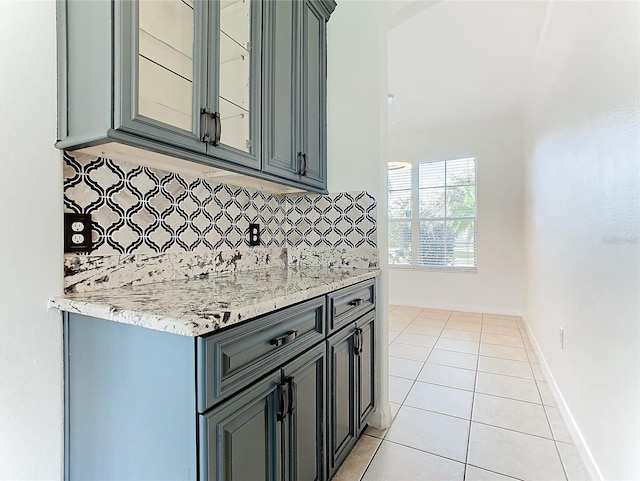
286,376 -> 296,416
355,327 -> 363,356
297,152 -> 304,175
277,382 -> 288,422
348,298 -> 365,307
213,112 -> 222,146
302,153 -> 308,176
200,107 -> 211,143
270,330 -> 297,347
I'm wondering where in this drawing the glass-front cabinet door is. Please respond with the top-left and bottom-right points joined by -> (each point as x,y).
209,0 -> 261,168
118,0 -> 260,168
118,0 -> 207,153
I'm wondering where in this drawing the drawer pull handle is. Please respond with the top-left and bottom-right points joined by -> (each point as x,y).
348,298 -> 365,307
271,330 -> 298,347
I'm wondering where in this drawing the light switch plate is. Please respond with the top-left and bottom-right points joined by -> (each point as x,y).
64,213 -> 93,253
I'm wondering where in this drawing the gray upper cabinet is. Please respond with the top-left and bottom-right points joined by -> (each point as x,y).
57,0 -> 335,193
262,0 -> 335,190
125,0 -> 262,168
58,0 -> 261,170
117,0 -> 209,156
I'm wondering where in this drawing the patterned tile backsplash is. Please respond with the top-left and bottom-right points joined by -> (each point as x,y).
63,152 -> 377,291
64,152 -> 377,255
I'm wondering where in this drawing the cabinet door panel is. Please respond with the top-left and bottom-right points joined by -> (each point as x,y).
200,372 -> 281,481
283,344 -> 326,481
262,0 -> 300,181
208,0 -> 261,168
358,313 -> 376,426
218,0 -> 251,152
118,0 -> 207,153
300,1 -> 326,188
327,327 -> 357,476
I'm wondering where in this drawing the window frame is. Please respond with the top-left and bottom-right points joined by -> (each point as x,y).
388,156 -> 478,272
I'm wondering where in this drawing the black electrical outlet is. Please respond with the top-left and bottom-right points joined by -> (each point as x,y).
248,223 -> 260,246
64,213 -> 93,253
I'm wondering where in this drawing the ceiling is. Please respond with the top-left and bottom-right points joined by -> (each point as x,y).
388,0 -> 550,134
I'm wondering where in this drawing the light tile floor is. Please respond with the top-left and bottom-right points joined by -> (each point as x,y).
335,306 -> 590,481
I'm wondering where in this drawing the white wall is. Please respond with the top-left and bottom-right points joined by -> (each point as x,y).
388,114 -> 525,314
523,2 -> 639,479
0,2 -> 63,480
327,0 -> 391,427
327,2 -> 386,196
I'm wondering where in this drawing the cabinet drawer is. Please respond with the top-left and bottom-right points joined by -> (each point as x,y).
197,296 -> 325,412
327,280 -> 375,334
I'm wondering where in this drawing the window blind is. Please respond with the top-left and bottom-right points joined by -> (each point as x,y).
388,164 -> 412,265
388,157 -> 477,270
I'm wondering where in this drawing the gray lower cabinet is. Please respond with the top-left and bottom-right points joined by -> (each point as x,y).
64,313 -> 199,481
262,0 -> 331,190
199,371 -> 283,481
200,344 -> 326,481
64,281 -> 374,481
283,344 -> 327,481
327,310 -> 376,478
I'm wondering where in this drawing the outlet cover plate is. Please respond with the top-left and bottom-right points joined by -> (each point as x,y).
248,223 -> 260,246
64,213 -> 93,253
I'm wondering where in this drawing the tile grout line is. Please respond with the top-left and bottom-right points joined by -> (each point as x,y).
394,308 -> 453,409
466,462 -> 528,481
379,438 -> 467,468
388,309 -> 428,407
463,313 -> 483,481
357,437 -> 385,481
360,305 -> 425,481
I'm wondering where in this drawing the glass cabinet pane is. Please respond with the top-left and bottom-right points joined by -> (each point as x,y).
138,0 -> 195,132
219,0 -> 251,153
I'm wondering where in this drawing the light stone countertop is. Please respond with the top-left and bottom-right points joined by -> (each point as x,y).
49,266 -> 380,337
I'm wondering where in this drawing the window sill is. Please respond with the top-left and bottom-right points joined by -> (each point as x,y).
388,265 -> 477,274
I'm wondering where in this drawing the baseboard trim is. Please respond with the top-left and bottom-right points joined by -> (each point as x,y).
366,403 -> 393,430
389,301 -> 521,317
519,315 -> 603,481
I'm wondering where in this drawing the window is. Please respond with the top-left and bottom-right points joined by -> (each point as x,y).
388,157 -> 477,270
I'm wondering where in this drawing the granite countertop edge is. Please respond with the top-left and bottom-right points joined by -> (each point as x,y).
49,267 -> 381,337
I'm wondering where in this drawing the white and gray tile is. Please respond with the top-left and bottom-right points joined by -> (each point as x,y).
418,363 -> 476,391
475,372 -> 542,404
362,441 -> 465,481
385,406 -> 470,462
467,423 -> 566,481
472,393 -> 552,438
404,382 -> 474,419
